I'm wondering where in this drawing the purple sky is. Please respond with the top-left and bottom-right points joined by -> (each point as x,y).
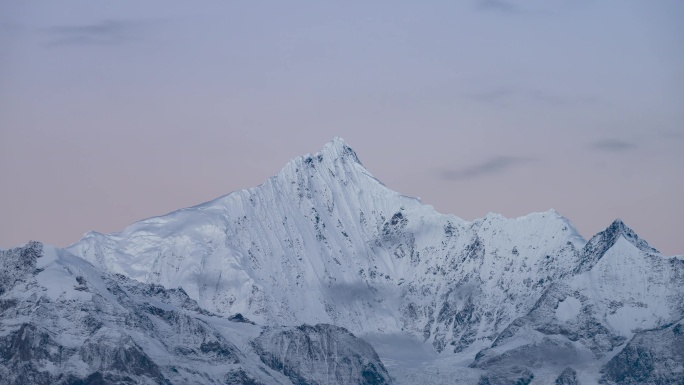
1,1 -> 683,254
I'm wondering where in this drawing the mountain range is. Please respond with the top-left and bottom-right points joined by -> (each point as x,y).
2,138 -> 682,384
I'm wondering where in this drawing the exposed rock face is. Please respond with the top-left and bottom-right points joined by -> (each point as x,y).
600,320 -> 684,385
253,324 -> 391,385
0,241 -> 42,295
472,337 -> 582,370
555,367 -> 579,385
0,323 -> 75,385
476,366 -> 534,385
78,331 -> 168,383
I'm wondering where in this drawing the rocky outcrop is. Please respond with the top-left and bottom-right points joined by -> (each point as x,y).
555,367 -> 579,385
600,320 -> 684,384
476,366 -> 534,385
0,241 -> 42,295
253,324 -> 392,385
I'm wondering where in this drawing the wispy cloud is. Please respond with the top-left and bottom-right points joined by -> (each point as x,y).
592,139 -> 636,152
474,0 -> 582,15
475,0 -> 521,14
464,87 -> 599,107
659,130 -> 684,141
44,19 -> 147,46
441,156 -> 534,181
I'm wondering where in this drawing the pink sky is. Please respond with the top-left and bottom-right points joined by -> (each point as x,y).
1,1 -> 683,254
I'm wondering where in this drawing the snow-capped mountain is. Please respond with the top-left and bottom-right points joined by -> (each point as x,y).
67,138 -> 587,353
3,138 -> 682,384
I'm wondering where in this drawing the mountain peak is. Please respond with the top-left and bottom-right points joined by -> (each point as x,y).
276,137 -> 366,182
273,137 -> 368,185
601,219 -> 650,248
607,218 -> 627,232
576,218 -> 659,273
319,137 -> 362,165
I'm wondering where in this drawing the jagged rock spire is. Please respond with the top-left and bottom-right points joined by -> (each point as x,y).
576,219 -> 659,273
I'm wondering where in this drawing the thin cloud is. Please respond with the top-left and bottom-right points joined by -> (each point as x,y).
441,156 -> 534,181
474,0 -> 581,15
44,19 -> 146,46
464,87 -> 599,107
592,139 -> 636,152
659,130 -> 684,141
476,0 -> 521,14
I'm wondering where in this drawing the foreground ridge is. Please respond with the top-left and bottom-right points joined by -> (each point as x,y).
0,242 -> 392,385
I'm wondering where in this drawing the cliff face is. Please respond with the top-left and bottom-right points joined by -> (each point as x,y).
600,319 -> 684,385
253,324 -> 391,385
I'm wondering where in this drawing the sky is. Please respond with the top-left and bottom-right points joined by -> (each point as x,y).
1,0 -> 683,254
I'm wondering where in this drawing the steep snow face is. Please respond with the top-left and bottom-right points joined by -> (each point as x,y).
68,138 -> 587,354
404,210 -> 584,353
69,137 -> 427,328
577,236 -> 684,335
575,219 -> 660,274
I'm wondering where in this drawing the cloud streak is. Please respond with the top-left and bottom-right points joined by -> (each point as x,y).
474,0 -> 582,15
659,130 -> 684,141
441,156 -> 534,181
592,139 -> 636,152
475,0 -> 521,14
44,19 -> 146,46
464,87 -> 599,107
